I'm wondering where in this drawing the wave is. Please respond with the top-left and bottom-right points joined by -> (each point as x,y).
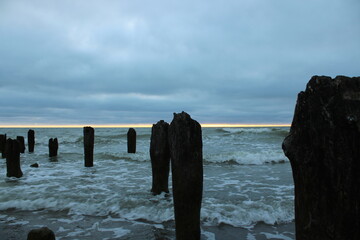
204,151 -> 288,165
24,133 -> 151,147
215,127 -> 289,137
0,196 -> 293,228
94,152 -> 149,162
201,200 -> 294,227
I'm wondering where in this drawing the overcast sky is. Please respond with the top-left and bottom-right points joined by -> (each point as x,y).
0,0 -> 359,125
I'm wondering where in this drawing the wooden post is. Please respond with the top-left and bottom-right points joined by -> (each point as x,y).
0,134 -> 6,158
169,112 -> 203,240
127,128 -> 136,153
6,138 -> 23,178
283,76 -> 360,240
16,136 -> 25,153
48,138 -> 58,157
28,129 -> 35,153
150,120 -> 170,195
84,127 -> 94,167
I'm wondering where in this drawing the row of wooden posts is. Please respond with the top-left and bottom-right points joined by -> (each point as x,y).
0,112 -> 203,240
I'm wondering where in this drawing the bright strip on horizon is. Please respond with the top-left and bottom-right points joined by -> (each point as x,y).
0,123 -> 291,128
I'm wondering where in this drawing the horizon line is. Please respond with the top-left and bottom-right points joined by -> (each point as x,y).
0,123 -> 291,128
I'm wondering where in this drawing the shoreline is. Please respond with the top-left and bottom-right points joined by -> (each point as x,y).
0,209 -> 294,240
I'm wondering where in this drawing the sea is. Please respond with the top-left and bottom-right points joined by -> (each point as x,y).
0,127 -> 294,240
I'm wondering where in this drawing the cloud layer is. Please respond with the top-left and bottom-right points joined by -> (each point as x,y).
0,0 -> 359,125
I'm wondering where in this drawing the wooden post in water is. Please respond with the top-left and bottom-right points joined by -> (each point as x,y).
127,128 -> 136,153
0,134 -> 6,158
6,138 -> 23,178
48,138 -> 58,157
84,127 -> 94,167
169,111 -> 203,240
16,136 -> 25,153
283,76 -> 360,240
150,120 -> 170,195
28,129 -> 35,153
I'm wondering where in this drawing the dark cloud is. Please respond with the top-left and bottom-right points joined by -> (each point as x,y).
0,0 -> 359,125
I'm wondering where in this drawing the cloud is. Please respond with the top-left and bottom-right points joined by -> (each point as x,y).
0,0 -> 359,125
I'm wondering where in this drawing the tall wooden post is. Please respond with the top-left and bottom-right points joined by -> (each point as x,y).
6,139 -> 23,178
28,129 -> 35,153
0,134 -> 6,158
283,76 -> 360,240
84,127 -> 94,167
127,128 -> 136,153
150,120 -> 170,195
169,112 -> 203,240
49,138 -> 58,157
16,136 -> 25,153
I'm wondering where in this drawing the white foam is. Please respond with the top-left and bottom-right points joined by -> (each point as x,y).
8,220 -> 29,225
261,232 -> 293,240
57,227 -> 68,232
204,150 -> 288,165
201,229 -> 216,240
201,200 -> 294,227
247,233 -> 257,240
97,227 -> 130,238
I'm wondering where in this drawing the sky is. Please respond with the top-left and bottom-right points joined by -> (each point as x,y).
0,0 -> 359,126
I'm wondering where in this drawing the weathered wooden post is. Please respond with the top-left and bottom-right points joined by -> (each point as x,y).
0,134 -> 6,158
48,138 -> 58,157
169,111 -> 203,240
283,75 -> 360,240
28,129 -> 35,153
127,128 -> 136,153
16,136 -> 25,153
6,138 -> 23,178
84,127 -> 94,167
150,120 -> 170,195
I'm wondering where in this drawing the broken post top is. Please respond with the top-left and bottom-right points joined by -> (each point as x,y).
169,111 -> 203,158
83,126 -> 94,145
170,111 -> 202,139
127,128 -> 136,134
83,127 -> 94,136
152,120 -> 169,131
28,129 -> 35,140
49,138 -> 58,144
171,111 -> 201,129
151,120 -> 169,145
284,75 -> 360,158
289,75 -> 360,132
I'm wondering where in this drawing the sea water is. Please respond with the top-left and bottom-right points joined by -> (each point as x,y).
0,127 -> 294,240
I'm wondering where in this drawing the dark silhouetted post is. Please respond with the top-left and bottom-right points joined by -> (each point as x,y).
48,138 -> 58,157
150,120 -> 170,195
169,111 -> 203,240
27,227 -> 55,240
283,76 -> 360,240
28,129 -> 35,153
0,134 -> 6,158
84,127 -> 94,167
127,128 -> 136,153
16,136 -> 25,153
6,138 -> 23,178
